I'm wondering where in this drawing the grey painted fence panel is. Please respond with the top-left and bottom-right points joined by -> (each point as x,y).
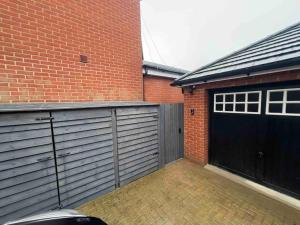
0,145 -> 52,162
119,148 -> 158,166
1,198 -> 59,225
117,116 -> 157,126
117,125 -> 157,137
0,173 -> 57,199
117,121 -> 158,132
117,139 -> 158,154
0,136 -> 52,153
52,109 -> 111,121
119,154 -> 158,171
56,153 -> 114,173
54,134 -> 113,150
118,135 -> 158,149
54,128 -> 112,143
117,107 -> 158,116
118,130 -> 158,143
52,109 -> 116,209
53,122 -> 112,135
0,113 -> 50,127
117,112 -> 158,120
116,107 -> 159,186
1,167 -> 56,190
0,151 -> 54,171
0,128 -> 51,144
0,112 -> 59,224
53,117 -> 111,128
118,144 -> 158,160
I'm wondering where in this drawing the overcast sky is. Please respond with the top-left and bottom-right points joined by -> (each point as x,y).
140,0 -> 300,71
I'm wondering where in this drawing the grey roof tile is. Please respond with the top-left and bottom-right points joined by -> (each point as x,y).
174,22 -> 300,85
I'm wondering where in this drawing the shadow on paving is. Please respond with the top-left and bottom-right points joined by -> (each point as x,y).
78,159 -> 300,225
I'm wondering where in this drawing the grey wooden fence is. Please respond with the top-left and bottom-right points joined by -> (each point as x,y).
116,107 -> 160,186
0,103 -> 183,224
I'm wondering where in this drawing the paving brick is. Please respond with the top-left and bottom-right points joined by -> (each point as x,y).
78,159 -> 300,225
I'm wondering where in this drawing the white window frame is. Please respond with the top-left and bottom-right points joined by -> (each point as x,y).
266,88 -> 300,116
214,91 -> 262,115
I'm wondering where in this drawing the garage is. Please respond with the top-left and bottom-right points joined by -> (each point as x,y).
172,22 -> 300,201
209,81 -> 300,199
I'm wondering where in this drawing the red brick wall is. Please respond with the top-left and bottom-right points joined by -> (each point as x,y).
184,69 -> 300,164
143,76 -> 184,103
0,0 -> 142,103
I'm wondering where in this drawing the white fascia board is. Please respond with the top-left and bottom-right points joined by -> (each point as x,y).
143,68 -> 181,79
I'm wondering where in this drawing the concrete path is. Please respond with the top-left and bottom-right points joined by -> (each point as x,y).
78,159 -> 300,225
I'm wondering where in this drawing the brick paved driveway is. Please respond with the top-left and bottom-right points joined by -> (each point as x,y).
78,159 -> 300,225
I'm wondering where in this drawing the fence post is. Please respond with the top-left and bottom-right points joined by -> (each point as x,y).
178,103 -> 184,158
111,108 -> 120,188
159,105 -> 165,168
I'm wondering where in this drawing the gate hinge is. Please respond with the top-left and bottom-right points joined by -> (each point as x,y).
35,116 -> 54,121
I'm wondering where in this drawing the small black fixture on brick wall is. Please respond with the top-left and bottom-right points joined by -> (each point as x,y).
187,85 -> 196,94
80,55 -> 88,63
190,108 -> 195,115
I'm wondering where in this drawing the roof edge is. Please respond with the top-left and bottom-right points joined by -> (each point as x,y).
174,21 -> 300,85
172,57 -> 300,86
143,60 -> 189,75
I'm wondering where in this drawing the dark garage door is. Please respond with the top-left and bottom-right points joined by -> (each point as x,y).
209,81 -> 300,199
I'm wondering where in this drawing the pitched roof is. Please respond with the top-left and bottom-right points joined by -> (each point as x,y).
143,60 -> 189,76
173,22 -> 300,86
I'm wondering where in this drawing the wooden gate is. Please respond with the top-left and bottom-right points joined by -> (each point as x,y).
160,104 -> 184,165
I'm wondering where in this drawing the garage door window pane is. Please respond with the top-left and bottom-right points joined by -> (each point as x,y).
236,94 -> 245,102
225,104 -> 234,111
216,95 -> 224,102
215,104 -> 223,111
248,93 -> 259,102
286,103 -> 300,114
287,90 -> 300,101
248,103 -> 259,113
267,88 -> 300,116
236,104 -> 245,112
269,103 -> 283,113
225,94 -> 234,102
270,91 -> 284,101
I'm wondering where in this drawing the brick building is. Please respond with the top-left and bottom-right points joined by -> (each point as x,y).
0,0 -> 142,103
143,61 -> 187,103
173,22 -> 300,198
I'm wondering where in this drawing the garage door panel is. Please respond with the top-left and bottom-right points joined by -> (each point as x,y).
263,116 -> 300,197
210,84 -> 300,199
210,114 -> 259,179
